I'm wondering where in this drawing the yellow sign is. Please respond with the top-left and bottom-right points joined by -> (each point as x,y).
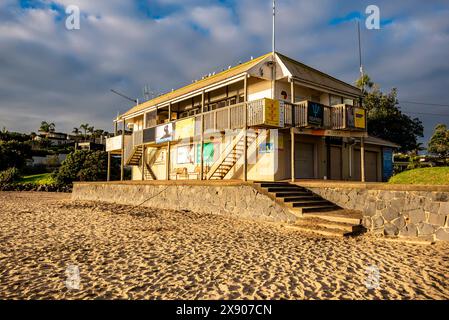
264,98 -> 280,127
354,108 -> 366,129
174,118 -> 195,140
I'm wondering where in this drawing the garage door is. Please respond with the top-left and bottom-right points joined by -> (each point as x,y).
295,142 -> 315,179
353,150 -> 379,182
330,146 -> 342,180
365,151 -> 378,182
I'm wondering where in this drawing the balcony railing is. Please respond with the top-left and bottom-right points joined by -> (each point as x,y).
107,98 -> 367,153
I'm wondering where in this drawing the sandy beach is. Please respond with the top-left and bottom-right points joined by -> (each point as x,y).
0,192 -> 448,300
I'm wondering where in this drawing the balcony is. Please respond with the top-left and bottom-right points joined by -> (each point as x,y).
106,98 -> 367,153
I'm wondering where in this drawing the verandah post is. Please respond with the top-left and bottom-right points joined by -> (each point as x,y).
290,78 -> 295,183
107,151 -> 111,182
200,91 -> 205,180
291,127 -> 295,182
361,136 -> 366,182
120,119 -> 126,181
141,145 -> 146,181
167,103 -> 172,180
243,75 -> 248,182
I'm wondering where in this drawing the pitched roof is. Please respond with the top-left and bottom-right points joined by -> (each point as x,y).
364,136 -> 401,148
119,52 -> 362,119
276,53 -> 361,98
120,53 -> 272,119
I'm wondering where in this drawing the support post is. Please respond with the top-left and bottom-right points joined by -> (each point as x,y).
107,151 -> 111,182
361,137 -> 366,182
243,75 -> 248,181
200,91 -> 205,180
290,79 -> 295,126
141,145 -> 146,181
166,142 -> 171,180
291,127 -> 295,182
120,119 -> 126,181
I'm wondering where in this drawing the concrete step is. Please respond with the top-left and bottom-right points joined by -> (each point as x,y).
296,217 -> 362,233
267,187 -> 309,192
288,201 -> 333,208
301,205 -> 341,213
284,224 -> 348,237
274,191 -> 313,197
281,196 -> 321,202
302,212 -> 362,225
258,183 -> 306,189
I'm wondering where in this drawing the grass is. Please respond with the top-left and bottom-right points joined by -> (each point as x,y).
389,167 -> 449,185
19,173 -> 55,185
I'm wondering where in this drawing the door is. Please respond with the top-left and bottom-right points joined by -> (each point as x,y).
365,151 -> 378,182
295,142 -> 315,179
353,150 -> 378,182
330,146 -> 342,180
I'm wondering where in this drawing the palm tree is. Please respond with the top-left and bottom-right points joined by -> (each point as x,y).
79,123 -> 89,138
72,127 -> 80,136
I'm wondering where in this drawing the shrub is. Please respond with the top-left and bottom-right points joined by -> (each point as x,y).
0,140 -> 32,171
53,150 -> 108,185
0,167 -> 22,184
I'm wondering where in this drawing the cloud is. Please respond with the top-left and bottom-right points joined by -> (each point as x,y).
0,0 -> 448,143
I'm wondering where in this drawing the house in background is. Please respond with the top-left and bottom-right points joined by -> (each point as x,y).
106,52 -> 397,182
35,131 -> 73,146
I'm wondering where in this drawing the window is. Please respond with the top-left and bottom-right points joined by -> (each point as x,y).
330,95 -> 343,106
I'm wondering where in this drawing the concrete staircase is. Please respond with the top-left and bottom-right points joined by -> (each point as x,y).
254,182 -> 364,237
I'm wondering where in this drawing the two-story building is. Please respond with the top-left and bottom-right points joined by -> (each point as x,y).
106,52 -> 397,183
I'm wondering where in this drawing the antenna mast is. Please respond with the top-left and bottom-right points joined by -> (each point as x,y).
357,20 -> 364,93
272,0 -> 276,54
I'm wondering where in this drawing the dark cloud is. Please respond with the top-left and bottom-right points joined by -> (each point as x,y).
0,0 -> 448,143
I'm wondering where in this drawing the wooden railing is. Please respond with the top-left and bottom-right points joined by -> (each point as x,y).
122,99 -> 366,151
332,104 -> 346,130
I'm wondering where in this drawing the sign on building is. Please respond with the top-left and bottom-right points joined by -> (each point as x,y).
264,98 -> 280,127
347,106 -> 366,129
175,118 -> 195,140
383,148 -> 394,182
155,123 -> 174,144
307,102 -> 324,127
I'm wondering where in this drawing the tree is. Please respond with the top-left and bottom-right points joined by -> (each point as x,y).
72,127 -> 80,136
355,74 -> 374,93
428,124 -> 449,159
0,140 -> 32,171
356,75 -> 424,153
39,121 -> 55,133
79,123 -> 89,138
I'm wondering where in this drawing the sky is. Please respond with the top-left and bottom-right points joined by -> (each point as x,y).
0,0 -> 448,144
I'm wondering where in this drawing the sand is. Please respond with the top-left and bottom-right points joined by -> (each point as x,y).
0,192 -> 448,300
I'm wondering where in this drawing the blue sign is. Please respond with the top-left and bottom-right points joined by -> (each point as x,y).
307,102 -> 324,127
383,148 -> 393,181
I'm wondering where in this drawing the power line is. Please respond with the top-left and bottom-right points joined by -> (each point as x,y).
404,111 -> 449,117
400,100 -> 449,108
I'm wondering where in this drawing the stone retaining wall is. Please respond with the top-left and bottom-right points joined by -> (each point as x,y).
72,182 -> 297,223
304,185 -> 449,242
